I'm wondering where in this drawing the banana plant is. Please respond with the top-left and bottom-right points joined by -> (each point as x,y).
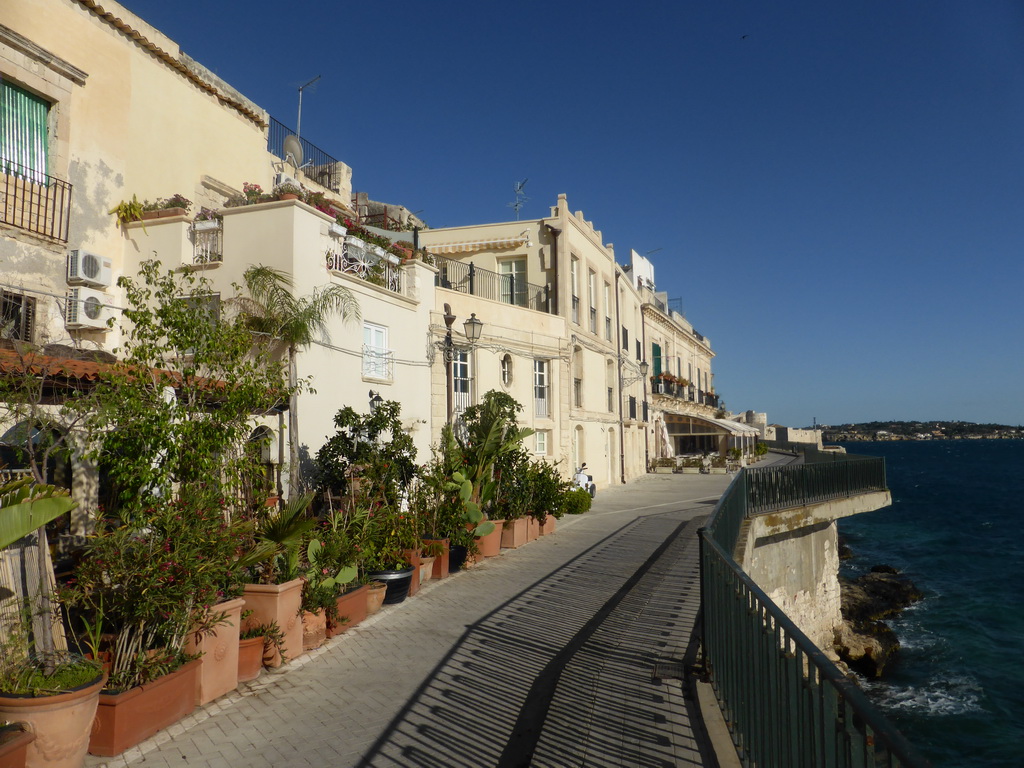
0,476 -> 77,550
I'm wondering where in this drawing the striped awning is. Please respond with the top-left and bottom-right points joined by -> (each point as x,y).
427,236 -> 529,254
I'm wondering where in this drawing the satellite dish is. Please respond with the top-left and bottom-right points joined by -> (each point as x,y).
283,135 -> 303,168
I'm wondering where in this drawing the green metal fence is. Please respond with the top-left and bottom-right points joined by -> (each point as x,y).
700,457 -> 931,768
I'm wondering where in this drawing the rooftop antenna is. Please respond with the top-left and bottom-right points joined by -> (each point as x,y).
296,75 -> 321,144
507,179 -> 529,220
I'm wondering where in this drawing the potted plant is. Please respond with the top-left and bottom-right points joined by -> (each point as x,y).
237,494 -> 317,666
0,722 -> 34,768
141,193 -> 192,219
272,182 -> 304,201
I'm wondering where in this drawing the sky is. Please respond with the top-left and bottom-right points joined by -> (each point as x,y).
121,0 -> 1024,428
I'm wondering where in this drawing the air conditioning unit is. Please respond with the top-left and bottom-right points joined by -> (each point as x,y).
274,173 -> 299,189
67,249 -> 113,288
66,287 -> 111,330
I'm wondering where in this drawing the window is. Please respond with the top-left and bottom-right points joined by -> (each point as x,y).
534,431 -> 548,455
499,258 -> 527,307
534,359 -> 549,417
452,351 -> 472,416
0,290 -> 36,341
500,354 -> 513,387
1,80 -> 49,181
570,257 -> 580,324
628,395 -> 637,420
362,322 -> 392,380
621,326 -> 629,351
652,343 -> 662,377
572,345 -> 584,408
574,377 -> 583,408
588,269 -> 597,333
603,282 -> 612,340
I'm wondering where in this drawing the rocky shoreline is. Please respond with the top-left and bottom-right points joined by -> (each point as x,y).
832,541 -> 924,678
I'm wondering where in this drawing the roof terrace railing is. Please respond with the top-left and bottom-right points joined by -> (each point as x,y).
433,254 -> 551,314
700,455 -> 930,768
268,117 -> 343,194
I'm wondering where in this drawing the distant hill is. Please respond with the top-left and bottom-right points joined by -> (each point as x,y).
821,421 -> 1022,441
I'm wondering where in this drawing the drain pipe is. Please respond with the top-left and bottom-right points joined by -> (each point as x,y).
614,270 -> 627,485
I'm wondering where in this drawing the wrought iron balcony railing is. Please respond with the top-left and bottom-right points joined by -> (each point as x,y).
433,255 -> 551,313
1,161 -> 72,242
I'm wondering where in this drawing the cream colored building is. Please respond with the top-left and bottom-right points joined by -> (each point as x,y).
624,251 -> 757,459
0,0 -> 422,504
418,194 -> 648,487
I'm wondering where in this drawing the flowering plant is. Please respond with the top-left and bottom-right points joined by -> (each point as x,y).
193,206 -> 223,223
242,182 -> 264,203
61,491 -> 248,691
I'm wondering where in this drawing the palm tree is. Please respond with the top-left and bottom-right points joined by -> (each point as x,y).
239,266 -> 360,497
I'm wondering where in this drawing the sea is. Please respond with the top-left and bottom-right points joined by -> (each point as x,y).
835,439 -> 1023,768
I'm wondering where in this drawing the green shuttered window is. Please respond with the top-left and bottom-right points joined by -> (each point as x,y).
1,79 -> 49,182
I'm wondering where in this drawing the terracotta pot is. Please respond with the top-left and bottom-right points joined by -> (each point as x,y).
540,515 -> 557,536
366,581 -> 387,615
89,660 -> 199,757
183,596 -> 244,706
0,672 -> 104,768
476,520 -> 504,557
423,539 -> 449,579
236,636 -> 264,683
278,193 -> 299,200
0,724 -> 33,768
527,516 -> 541,542
419,556 -> 435,584
301,609 -> 327,651
328,584 -> 369,637
499,518 -> 528,549
403,548 -> 422,597
242,578 -> 303,667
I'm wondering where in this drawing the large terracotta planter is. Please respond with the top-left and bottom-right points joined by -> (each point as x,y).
183,596 -> 244,706
366,581 -> 387,615
499,518 -> 528,549
419,556 -> 435,584
301,609 -> 327,651
540,515 -> 557,536
237,636 -> 264,683
0,672 -> 104,768
328,584 -> 369,636
527,516 -> 541,542
89,660 -> 199,757
0,724 -> 33,768
242,578 -> 303,667
423,539 -> 449,579
476,520 -> 504,557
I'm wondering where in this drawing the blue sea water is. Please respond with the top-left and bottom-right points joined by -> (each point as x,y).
836,440 -> 1024,768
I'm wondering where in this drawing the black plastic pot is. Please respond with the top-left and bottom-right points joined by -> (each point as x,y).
367,567 -> 415,604
448,544 -> 468,573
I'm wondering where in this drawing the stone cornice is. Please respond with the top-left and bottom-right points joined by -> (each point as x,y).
0,23 -> 88,85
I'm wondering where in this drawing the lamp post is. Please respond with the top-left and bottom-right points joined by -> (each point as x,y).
440,302 -> 484,425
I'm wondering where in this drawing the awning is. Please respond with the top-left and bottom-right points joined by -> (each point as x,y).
711,418 -> 760,436
426,236 -> 529,254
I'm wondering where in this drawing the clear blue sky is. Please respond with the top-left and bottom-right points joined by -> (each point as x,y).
123,0 -> 1024,428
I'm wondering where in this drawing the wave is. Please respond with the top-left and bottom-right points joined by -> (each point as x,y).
862,675 -> 985,717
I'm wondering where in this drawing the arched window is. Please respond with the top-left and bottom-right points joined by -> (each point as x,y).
500,354 -> 513,388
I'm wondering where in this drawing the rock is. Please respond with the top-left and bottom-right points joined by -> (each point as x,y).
834,564 -> 923,678
834,619 -> 901,678
840,568 -> 923,622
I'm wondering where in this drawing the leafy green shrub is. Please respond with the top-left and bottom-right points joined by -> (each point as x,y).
561,488 -> 592,515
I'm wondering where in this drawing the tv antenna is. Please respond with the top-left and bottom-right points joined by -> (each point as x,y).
507,179 -> 529,220
296,75 -> 321,143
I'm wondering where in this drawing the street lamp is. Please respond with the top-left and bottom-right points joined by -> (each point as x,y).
621,359 -> 650,386
368,390 -> 383,413
440,303 -> 484,425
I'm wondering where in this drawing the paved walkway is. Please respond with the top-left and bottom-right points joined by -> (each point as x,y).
87,471 -> 735,768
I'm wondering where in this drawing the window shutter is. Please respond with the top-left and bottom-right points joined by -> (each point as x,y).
1,80 -> 49,180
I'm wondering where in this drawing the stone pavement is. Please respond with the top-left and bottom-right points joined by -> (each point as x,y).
87,471 -> 735,768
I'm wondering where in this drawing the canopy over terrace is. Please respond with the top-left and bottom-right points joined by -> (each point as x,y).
662,412 -> 760,456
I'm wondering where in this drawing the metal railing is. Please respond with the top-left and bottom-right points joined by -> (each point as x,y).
326,238 -> 404,295
361,345 -> 394,381
1,161 -> 72,242
433,255 -> 551,313
700,459 -> 930,767
268,117 -> 343,193
191,223 -> 223,265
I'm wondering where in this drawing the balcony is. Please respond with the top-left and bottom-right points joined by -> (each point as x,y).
1,161 -> 72,242
268,117 -> 344,193
326,235 -> 405,295
361,345 -> 394,381
191,221 -> 223,265
433,255 -> 551,313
